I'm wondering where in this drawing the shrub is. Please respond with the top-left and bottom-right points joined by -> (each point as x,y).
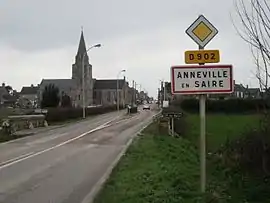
61,95 -> 72,107
180,98 -> 269,114
45,105 -> 122,123
41,84 -> 60,108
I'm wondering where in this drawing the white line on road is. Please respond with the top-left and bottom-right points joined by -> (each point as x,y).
0,118 -> 117,170
0,152 -> 35,167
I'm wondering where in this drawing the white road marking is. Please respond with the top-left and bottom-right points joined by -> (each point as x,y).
26,132 -> 69,145
0,152 -> 35,167
0,118 -> 117,170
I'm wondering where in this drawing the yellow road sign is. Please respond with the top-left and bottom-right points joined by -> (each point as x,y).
186,15 -> 218,48
185,50 -> 220,64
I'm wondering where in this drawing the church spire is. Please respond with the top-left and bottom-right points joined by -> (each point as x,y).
77,28 -> 87,56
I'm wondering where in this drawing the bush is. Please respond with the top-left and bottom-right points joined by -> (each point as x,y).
45,105 -> 122,123
180,98 -> 269,114
210,113 -> 270,202
41,84 -> 60,108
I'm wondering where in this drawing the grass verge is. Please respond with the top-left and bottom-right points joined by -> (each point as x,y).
186,114 -> 260,151
94,122 -> 201,203
94,113 -> 261,203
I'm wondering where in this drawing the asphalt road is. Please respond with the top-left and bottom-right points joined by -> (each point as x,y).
0,107 -> 157,203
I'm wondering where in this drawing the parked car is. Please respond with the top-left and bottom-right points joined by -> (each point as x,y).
143,104 -> 150,110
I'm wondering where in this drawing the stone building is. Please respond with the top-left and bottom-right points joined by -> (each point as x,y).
38,30 -> 132,107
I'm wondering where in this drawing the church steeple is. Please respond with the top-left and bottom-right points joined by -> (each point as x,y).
77,29 -> 87,56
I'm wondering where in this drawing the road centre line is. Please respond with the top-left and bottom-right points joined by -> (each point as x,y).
0,112 -> 143,170
0,117 -> 117,170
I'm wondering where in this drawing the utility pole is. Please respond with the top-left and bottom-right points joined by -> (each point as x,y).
161,81 -> 164,108
132,80 -> 135,106
134,81 -> 137,105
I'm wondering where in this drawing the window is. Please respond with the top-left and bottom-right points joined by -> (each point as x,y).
78,95 -> 80,100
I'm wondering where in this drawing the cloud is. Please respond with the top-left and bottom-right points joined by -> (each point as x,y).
0,0 -> 260,96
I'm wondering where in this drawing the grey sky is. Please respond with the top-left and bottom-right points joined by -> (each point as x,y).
0,0 -> 257,97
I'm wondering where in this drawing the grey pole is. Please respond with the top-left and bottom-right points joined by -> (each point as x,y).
82,53 -> 86,119
116,78 -> 119,112
117,70 -> 126,113
81,43 -> 101,119
199,45 -> 206,193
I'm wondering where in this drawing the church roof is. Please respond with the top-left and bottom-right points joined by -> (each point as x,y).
77,31 -> 87,56
40,79 -> 76,93
94,79 -> 126,90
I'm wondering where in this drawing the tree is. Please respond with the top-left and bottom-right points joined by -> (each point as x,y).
61,94 -> 72,107
41,84 -> 60,108
5,85 -> 13,95
232,0 -> 270,92
232,0 -> 270,176
2,83 -> 13,95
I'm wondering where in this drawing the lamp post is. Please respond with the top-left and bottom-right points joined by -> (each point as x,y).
116,69 -> 126,112
135,83 -> 142,102
82,43 -> 101,119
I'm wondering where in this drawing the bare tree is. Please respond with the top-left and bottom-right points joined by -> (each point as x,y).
232,0 -> 270,176
232,0 -> 270,93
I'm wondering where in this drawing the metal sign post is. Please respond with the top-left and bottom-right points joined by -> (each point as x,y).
170,14 -> 234,194
199,45 -> 206,192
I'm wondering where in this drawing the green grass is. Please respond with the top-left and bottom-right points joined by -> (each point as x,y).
94,113 -> 261,203
187,114 -> 260,151
94,123 -> 202,203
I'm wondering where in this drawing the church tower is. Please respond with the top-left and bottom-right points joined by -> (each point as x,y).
72,30 -> 93,106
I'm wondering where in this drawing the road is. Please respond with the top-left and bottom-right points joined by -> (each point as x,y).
0,107 -> 157,203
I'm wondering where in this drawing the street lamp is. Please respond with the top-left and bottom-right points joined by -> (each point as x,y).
135,83 -> 142,102
82,43 -> 101,119
117,69 -> 126,112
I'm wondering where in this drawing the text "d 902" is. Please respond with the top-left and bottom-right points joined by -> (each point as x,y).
185,50 -> 220,64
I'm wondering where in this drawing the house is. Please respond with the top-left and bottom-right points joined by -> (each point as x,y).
38,30 -> 132,108
244,86 -> 261,98
20,84 -> 39,105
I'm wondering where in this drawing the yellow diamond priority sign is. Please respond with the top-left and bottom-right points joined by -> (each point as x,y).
186,15 -> 218,48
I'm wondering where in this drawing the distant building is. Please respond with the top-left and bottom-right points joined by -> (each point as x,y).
244,86 -> 261,98
38,30 -> 133,107
20,84 -> 39,103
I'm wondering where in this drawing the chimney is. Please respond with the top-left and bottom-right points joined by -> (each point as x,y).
31,84 -> 34,87
2,83 -> 5,87
123,76 -> 126,81
246,85 -> 248,89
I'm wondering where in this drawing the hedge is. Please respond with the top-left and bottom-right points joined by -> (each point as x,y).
45,105 -> 123,123
179,99 -> 270,113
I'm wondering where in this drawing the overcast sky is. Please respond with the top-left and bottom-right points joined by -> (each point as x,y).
0,0 -> 257,97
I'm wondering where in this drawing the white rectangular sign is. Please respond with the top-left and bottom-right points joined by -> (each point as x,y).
171,65 -> 233,95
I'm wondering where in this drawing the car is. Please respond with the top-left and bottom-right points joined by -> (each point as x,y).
143,105 -> 150,110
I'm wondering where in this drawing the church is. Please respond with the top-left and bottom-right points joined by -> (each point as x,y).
38,31 -> 132,107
